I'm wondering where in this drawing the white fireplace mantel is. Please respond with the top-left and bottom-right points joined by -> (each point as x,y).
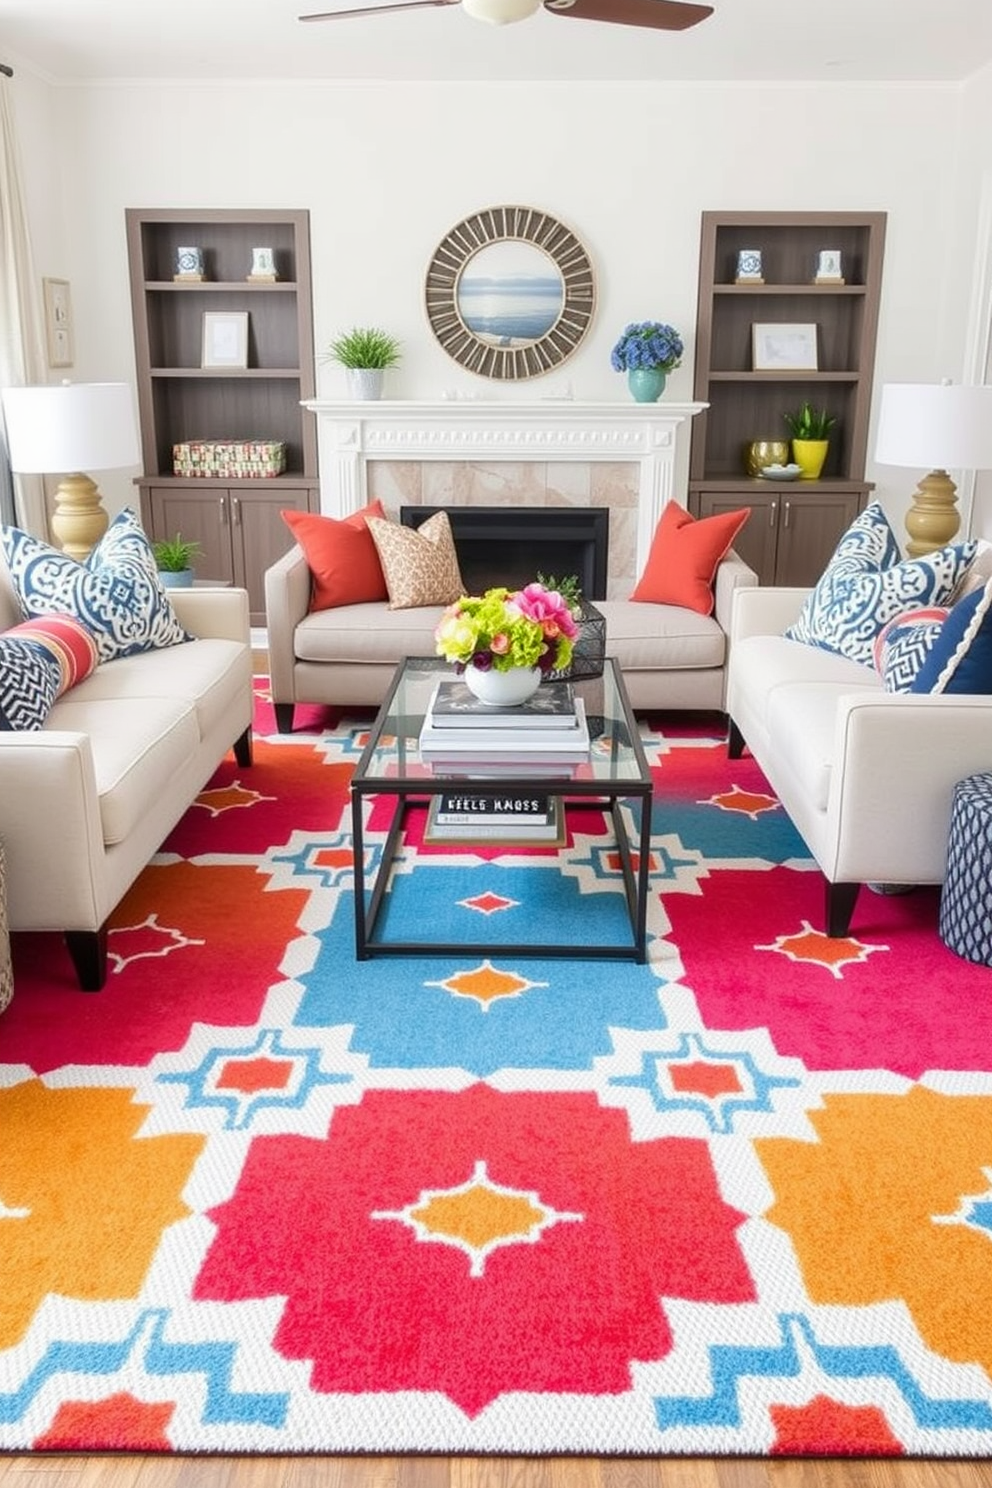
303,399 -> 706,571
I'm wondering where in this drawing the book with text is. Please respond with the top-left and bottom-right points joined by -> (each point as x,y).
428,678 -> 577,730
425,795 -> 565,845
420,698 -> 590,757
434,790 -> 555,826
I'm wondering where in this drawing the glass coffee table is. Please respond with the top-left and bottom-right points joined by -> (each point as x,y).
350,657 -> 653,961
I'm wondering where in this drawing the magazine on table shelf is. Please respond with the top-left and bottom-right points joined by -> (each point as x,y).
433,791 -> 556,827
427,679 -> 578,730
425,795 -> 566,845
419,699 -> 591,758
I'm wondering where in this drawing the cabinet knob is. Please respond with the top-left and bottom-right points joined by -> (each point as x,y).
769,502 -> 777,527
231,496 -> 241,525
219,495 -> 228,524
783,500 -> 791,528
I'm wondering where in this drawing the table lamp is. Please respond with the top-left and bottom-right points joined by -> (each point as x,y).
874,381 -> 992,556
1,381 -> 140,559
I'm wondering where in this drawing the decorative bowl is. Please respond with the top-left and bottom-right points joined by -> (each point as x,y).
743,439 -> 790,478
759,463 -> 802,481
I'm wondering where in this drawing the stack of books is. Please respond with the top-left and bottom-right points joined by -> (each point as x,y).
425,791 -> 565,845
418,678 -> 591,775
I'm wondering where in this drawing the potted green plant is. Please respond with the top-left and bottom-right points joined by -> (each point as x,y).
152,533 -> 201,589
783,402 -> 837,480
324,326 -> 401,401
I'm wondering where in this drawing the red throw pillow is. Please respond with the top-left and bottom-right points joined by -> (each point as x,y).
631,502 -> 751,615
282,500 -> 389,611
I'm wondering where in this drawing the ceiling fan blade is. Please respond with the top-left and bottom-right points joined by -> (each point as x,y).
300,0 -> 457,19
544,0 -> 712,29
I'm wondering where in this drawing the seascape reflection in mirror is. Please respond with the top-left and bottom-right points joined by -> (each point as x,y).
456,242 -> 563,350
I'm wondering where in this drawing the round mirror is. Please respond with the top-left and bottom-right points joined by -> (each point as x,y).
425,205 -> 595,381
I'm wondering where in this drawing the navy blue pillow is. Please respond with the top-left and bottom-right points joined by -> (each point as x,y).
910,578 -> 992,694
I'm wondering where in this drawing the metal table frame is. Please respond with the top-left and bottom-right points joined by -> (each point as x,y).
350,658 -> 653,962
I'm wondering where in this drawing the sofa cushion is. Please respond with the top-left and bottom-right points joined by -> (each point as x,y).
910,576 -> 992,694
71,636 -> 251,746
367,511 -> 465,609
785,508 -> 975,667
46,694 -> 199,845
873,607 -> 949,692
1,508 -> 191,662
293,602 -> 442,665
596,599 -> 726,671
730,634 -> 877,738
631,501 -> 750,615
282,501 -> 389,611
0,614 -> 99,731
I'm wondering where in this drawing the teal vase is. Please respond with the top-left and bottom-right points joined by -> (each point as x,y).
627,366 -> 667,403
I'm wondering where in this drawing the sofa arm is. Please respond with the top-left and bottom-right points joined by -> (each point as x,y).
712,549 -> 759,634
730,585 -> 811,642
0,732 -> 106,927
168,585 -> 250,644
265,546 -> 311,703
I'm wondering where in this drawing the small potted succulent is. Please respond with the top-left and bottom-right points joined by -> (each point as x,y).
152,533 -> 201,589
783,402 -> 837,480
324,326 -> 401,401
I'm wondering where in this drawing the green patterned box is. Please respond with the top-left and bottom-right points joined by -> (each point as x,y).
172,440 -> 286,478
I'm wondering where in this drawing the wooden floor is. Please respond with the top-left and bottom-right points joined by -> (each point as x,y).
0,1457 -> 987,1487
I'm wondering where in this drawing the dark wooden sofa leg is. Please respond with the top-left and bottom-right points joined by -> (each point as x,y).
727,717 -> 746,759
65,926 -> 108,991
826,881 -> 860,938
233,725 -> 253,767
274,703 -> 295,734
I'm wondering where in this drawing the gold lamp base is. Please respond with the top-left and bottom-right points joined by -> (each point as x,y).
49,473 -> 109,561
904,468 -> 960,557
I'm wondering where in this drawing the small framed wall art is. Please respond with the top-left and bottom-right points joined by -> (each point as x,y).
751,321 -> 818,371
42,277 -> 74,368
201,311 -> 249,369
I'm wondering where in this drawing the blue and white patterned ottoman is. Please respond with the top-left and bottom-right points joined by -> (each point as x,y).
939,773 -> 992,965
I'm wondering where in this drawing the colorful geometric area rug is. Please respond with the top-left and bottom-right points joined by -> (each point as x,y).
2,681 -> 992,1458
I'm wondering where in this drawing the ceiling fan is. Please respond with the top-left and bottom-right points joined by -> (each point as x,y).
299,0 -> 713,32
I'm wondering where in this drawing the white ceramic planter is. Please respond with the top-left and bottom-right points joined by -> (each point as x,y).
463,663 -> 542,707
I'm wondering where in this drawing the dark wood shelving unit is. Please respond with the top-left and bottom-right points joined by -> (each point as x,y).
126,208 -> 318,622
689,210 -> 886,586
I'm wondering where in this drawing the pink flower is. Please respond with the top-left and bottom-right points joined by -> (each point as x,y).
514,583 -> 579,641
490,632 -> 511,655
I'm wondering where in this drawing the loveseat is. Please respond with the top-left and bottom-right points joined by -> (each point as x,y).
265,544 -> 758,729
726,533 -> 992,937
0,554 -> 254,991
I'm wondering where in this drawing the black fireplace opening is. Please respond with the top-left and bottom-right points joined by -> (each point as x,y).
400,505 -> 609,600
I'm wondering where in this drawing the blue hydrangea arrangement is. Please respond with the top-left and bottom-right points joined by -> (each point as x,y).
610,321 -> 684,373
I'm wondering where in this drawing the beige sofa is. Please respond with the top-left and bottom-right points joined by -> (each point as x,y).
0,559 -> 254,991
726,582 -> 992,937
265,545 -> 759,730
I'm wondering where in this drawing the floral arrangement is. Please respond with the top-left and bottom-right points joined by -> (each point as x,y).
435,582 -> 579,675
610,321 -> 684,373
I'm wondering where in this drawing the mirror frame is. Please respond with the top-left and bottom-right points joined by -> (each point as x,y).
425,205 -> 595,381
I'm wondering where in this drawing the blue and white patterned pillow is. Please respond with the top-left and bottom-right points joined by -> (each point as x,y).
1,508 -> 191,663
0,636 -> 61,730
874,608 -> 949,692
910,576 -> 992,694
784,502 -> 976,667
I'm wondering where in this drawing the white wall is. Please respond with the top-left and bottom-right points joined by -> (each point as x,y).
10,71 -> 992,525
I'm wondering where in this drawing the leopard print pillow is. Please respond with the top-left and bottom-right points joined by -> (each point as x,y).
366,511 -> 465,610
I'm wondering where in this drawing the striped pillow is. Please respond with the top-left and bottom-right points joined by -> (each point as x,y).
0,614 -> 99,731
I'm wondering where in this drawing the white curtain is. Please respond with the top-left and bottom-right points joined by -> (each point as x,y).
0,68 -> 50,536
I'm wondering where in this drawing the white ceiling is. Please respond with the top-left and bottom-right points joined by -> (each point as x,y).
2,0 -> 992,85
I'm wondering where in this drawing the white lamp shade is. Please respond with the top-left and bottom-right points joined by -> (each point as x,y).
462,0 -> 542,22
1,382 -> 140,475
874,382 -> 992,471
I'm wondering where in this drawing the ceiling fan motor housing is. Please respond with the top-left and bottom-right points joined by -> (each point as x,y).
462,0 -> 543,22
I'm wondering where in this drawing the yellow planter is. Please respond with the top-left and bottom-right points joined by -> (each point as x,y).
792,439 -> 829,480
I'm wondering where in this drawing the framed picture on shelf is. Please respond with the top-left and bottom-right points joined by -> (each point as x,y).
751,322 -> 818,371
201,311 -> 249,369
42,277 -> 74,368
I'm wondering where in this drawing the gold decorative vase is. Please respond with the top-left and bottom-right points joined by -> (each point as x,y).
743,440 -> 790,477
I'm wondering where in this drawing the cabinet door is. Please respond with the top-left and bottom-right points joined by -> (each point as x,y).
774,490 -> 863,587
230,485 -> 313,623
143,486 -> 236,586
695,489 -> 780,586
